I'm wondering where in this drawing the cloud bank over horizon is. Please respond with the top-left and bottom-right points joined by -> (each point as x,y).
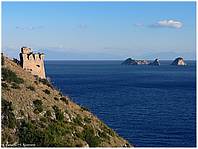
2,45 -> 195,60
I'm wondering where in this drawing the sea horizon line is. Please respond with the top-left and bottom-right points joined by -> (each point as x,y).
45,59 -> 196,61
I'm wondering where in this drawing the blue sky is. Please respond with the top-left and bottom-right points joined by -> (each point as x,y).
2,2 -> 196,60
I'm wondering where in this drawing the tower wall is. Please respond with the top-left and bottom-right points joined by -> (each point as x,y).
20,47 -> 46,78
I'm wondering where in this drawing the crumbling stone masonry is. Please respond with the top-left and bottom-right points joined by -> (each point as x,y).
19,47 -> 46,78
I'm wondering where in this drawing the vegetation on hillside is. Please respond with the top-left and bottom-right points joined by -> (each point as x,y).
1,56 -> 131,147
2,67 -> 24,84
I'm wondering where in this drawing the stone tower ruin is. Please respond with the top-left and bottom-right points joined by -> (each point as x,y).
19,47 -> 46,78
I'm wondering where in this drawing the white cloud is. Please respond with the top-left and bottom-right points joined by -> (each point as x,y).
151,19 -> 183,29
158,20 -> 182,28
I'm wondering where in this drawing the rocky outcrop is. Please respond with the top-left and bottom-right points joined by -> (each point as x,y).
122,58 -> 149,65
121,58 -> 132,65
171,57 -> 186,66
136,60 -> 150,65
2,55 -> 132,147
149,59 -> 160,66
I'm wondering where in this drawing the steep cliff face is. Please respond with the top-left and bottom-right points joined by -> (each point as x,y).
1,56 -> 132,147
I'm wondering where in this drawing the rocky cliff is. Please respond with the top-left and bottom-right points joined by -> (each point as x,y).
1,55 -> 132,147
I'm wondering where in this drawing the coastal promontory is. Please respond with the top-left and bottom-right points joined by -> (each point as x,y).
1,53 -> 131,147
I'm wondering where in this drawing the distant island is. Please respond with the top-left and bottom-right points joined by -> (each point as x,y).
149,59 -> 160,66
171,57 -> 187,66
121,58 -> 160,66
121,58 -> 150,65
122,57 -> 186,66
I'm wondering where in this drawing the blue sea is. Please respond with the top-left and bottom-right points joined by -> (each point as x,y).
45,60 -> 196,147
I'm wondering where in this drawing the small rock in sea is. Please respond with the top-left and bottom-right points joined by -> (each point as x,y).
149,59 -> 160,66
171,57 -> 186,66
121,58 -> 149,65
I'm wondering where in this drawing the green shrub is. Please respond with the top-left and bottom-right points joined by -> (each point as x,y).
42,121 -> 74,146
39,78 -> 53,88
54,97 -> 59,101
84,116 -> 91,123
19,120 -> 71,146
2,82 -> 8,88
43,89 -> 50,95
18,120 -> 42,145
2,53 -> 4,65
20,110 -> 25,116
11,83 -> 20,89
2,67 -> 24,84
34,81 -> 38,85
125,143 -> 131,147
40,117 -> 47,123
33,99 -> 43,113
75,143 -> 84,147
2,129 -> 11,144
27,86 -> 35,91
2,98 -> 13,111
5,112 -> 16,128
60,97 -> 68,104
34,110 -> 40,114
103,125 -> 115,137
81,106 -> 89,112
1,99 -> 16,129
73,114 -> 83,126
18,118 -> 83,146
52,105 -> 64,121
82,126 -> 101,147
48,122 -> 71,136
75,131 -> 84,140
12,58 -> 20,65
44,110 -> 52,118
58,92 -> 63,96
18,120 -> 45,146
98,131 -> 109,140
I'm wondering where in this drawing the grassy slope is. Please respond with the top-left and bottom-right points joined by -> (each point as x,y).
1,56 -> 132,147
